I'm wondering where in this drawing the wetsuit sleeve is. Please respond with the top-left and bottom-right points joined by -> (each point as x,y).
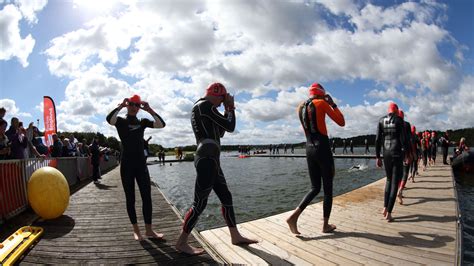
323,102 -> 345,127
205,108 -> 236,132
375,118 -> 383,158
106,107 -> 121,126
147,112 -> 166,128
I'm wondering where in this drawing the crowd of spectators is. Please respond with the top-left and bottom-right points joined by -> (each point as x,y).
0,107 -> 116,161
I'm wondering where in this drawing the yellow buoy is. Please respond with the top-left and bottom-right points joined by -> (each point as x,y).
27,167 -> 70,219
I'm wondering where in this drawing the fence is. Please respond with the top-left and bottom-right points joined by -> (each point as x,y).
0,156 -> 118,224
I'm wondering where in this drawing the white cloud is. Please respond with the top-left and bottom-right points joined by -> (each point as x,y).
36,0 -> 470,146
0,98 -> 32,123
15,0 -> 47,24
0,4 -> 35,67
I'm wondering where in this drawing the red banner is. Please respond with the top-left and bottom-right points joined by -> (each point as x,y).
43,96 -> 57,147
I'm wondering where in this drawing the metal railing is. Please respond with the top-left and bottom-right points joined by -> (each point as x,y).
0,156 -> 118,224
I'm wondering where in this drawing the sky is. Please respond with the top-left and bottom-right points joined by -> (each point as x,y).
1,0 -> 473,147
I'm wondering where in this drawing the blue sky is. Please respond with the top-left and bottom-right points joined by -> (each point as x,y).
1,0 -> 473,147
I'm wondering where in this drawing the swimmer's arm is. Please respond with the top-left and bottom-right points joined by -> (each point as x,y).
205,108 -> 236,132
375,119 -> 383,158
106,107 -> 121,125
324,103 -> 345,127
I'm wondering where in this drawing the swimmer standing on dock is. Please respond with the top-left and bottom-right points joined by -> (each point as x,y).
286,83 -> 345,234
375,102 -> 409,222
176,82 -> 257,255
106,95 -> 166,241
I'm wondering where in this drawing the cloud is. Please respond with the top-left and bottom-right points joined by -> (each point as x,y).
15,0 -> 48,24
0,4 -> 35,67
0,98 -> 32,123
36,0 -> 471,146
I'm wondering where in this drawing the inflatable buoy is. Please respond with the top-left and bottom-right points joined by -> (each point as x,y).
27,167 -> 70,219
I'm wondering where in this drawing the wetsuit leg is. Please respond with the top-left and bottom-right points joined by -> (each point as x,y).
442,147 -> 448,164
182,157 -> 217,233
136,161 -> 152,224
423,150 -> 428,167
319,151 -> 335,218
383,155 -> 402,213
298,145 -> 322,211
120,162 -> 137,224
92,163 -> 100,181
402,164 -> 410,183
214,166 -> 236,228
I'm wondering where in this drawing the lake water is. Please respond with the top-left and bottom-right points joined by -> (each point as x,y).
149,147 -> 385,231
149,147 -> 472,262
456,175 -> 474,264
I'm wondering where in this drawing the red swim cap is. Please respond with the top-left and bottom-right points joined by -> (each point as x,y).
309,83 -> 326,96
129,94 -> 141,103
398,109 -> 404,119
411,125 -> 416,134
388,102 -> 398,113
206,83 -> 227,97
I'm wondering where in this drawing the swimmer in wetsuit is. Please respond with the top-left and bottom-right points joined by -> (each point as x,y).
286,83 -> 345,234
408,125 -> 420,182
106,95 -> 166,241
396,109 -> 413,204
375,102 -> 408,222
430,131 -> 438,165
175,82 -> 257,255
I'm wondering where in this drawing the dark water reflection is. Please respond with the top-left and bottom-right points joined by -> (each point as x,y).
150,148 -> 385,231
456,176 -> 474,264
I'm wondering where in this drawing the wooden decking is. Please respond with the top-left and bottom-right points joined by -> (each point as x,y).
201,162 -> 457,265
19,167 -> 221,264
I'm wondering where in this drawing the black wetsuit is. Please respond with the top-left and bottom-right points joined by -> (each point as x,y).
430,136 -> 438,163
376,113 -> 406,214
441,134 -> 450,164
401,121 -> 412,183
410,134 -> 420,177
106,107 -> 165,225
296,98 -> 344,218
182,98 -> 236,234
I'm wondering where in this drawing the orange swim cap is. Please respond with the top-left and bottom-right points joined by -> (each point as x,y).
206,83 -> 227,97
309,83 -> 325,96
388,102 -> 398,113
398,109 -> 404,119
129,94 -> 141,103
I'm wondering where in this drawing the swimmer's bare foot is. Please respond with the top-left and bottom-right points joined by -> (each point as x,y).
382,207 -> 387,217
231,235 -> 258,245
286,215 -> 301,235
385,213 -> 394,222
175,231 -> 205,255
322,224 -> 336,233
144,224 -> 164,239
145,230 -> 164,239
176,242 -> 205,255
397,194 -> 403,205
229,227 -> 258,245
286,208 -> 302,235
132,224 -> 143,241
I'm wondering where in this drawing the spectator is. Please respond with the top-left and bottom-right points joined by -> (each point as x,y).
0,119 -> 10,159
51,134 -> 63,157
62,139 -> 71,157
455,137 -> 470,156
68,134 -> 78,156
81,138 -> 90,156
5,117 -> 27,159
90,137 -> 101,184
31,127 -> 48,156
0,107 -> 6,125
